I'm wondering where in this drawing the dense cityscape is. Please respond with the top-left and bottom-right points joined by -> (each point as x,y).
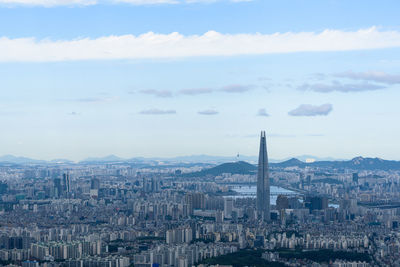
1,132 -> 400,267
2,0 -> 400,265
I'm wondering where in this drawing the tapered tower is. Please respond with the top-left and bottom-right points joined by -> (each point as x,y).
256,131 -> 270,221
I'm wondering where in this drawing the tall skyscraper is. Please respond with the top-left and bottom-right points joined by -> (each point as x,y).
62,173 -> 70,193
91,177 -> 100,190
224,198 -> 234,219
54,178 -> 62,198
257,131 -> 270,221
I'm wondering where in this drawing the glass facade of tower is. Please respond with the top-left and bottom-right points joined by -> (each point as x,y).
256,131 -> 270,221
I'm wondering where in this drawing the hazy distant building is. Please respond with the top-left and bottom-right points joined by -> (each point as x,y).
288,197 -> 303,209
306,175 -> 312,186
352,173 -> 359,183
90,177 -> 100,199
142,177 -> 160,193
54,178 -> 62,198
90,177 -> 100,190
187,192 -> 206,210
22,260 -> 39,267
224,198 -> 234,219
53,173 -> 71,198
62,173 -> 70,193
306,196 -> 328,211
185,194 -> 194,215
276,195 -> 289,211
257,131 -> 270,221
215,210 -> 224,223
0,181 -> 7,195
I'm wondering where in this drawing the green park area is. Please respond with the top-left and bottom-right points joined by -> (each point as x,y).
199,248 -> 371,266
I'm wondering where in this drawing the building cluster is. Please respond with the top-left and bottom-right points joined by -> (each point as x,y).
133,243 -> 237,267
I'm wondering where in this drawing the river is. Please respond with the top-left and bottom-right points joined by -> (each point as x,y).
228,185 -> 298,205
229,185 -> 338,208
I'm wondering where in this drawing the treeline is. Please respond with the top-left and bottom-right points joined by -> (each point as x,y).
200,249 -> 285,267
277,249 -> 371,263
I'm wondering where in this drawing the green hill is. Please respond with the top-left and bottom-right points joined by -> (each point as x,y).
184,161 -> 256,177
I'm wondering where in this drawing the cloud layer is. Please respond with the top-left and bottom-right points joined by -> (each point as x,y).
0,0 -> 250,6
0,0 -> 95,6
288,104 -> 333,117
140,89 -> 173,98
138,84 -> 254,97
257,108 -> 269,117
115,0 -> 251,5
298,81 -> 386,93
68,111 -> 81,116
139,109 -> 176,115
178,88 -> 214,95
335,71 -> 400,85
1,27 -> 400,62
198,109 -> 219,115
221,84 -> 253,93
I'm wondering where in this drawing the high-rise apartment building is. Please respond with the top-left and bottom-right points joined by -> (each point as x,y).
62,173 -> 70,193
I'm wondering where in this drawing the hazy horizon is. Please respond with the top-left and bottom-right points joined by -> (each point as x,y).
0,151 -> 391,163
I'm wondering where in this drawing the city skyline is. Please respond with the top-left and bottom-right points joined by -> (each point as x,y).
1,0 -> 400,160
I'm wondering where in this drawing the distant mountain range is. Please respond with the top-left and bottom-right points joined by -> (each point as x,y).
181,157 -> 400,177
0,155 -> 47,164
189,157 -> 400,177
274,155 -> 347,163
0,154 -> 399,171
79,154 -> 347,164
272,156 -> 400,171
80,154 -> 246,164
0,154 -> 258,164
0,155 -> 73,165
0,154 -> 345,164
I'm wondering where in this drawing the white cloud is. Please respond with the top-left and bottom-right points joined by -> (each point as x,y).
68,111 -> 81,115
184,0 -> 252,2
257,108 -> 269,117
0,0 -> 251,6
140,89 -> 173,97
179,88 -> 214,95
116,0 -> 251,4
179,85 -> 253,95
198,109 -> 218,115
288,104 -> 332,117
220,84 -> 254,93
133,84 -> 255,98
298,81 -> 386,93
335,71 -> 400,85
1,27 -> 400,62
114,0 -> 178,4
70,96 -> 118,103
0,0 -> 96,6
139,109 -> 176,115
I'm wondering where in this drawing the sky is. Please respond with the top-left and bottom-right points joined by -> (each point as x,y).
1,0 -> 400,161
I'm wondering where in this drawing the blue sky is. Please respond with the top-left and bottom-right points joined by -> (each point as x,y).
1,0 -> 400,161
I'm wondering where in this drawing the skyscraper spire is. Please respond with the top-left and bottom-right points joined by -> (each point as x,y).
257,131 -> 270,221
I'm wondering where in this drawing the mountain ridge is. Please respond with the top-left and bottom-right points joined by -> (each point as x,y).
0,154 -> 347,164
0,154 -> 399,171
183,156 -> 400,176
273,156 -> 400,171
